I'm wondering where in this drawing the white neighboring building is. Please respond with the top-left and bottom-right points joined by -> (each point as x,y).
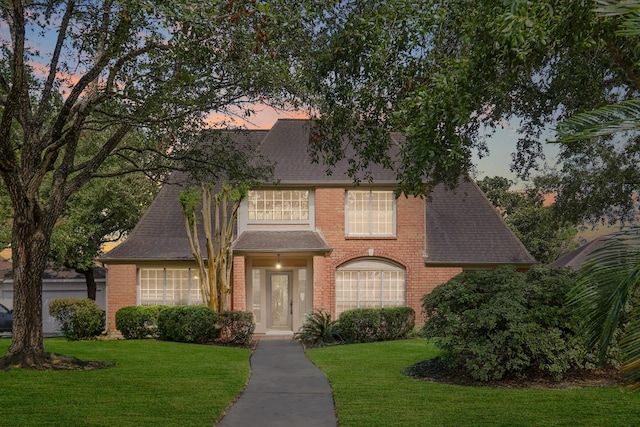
0,257 -> 106,336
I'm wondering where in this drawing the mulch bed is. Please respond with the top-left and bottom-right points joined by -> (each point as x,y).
404,358 -> 624,389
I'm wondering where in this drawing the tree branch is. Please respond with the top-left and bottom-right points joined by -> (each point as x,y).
37,0 -> 77,120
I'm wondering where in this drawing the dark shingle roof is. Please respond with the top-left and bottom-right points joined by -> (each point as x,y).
425,179 -> 536,265
258,119 -> 398,184
233,231 -> 332,254
0,258 -> 105,281
103,119 -> 534,265
103,129 -> 270,261
551,231 -> 640,270
101,173 -> 195,261
550,237 -> 606,270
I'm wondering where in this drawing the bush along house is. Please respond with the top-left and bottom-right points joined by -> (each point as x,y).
101,119 -> 535,335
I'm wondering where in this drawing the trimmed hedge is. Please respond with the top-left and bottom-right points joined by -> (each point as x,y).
49,298 -> 105,340
216,311 -> 255,346
338,306 -> 415,343
115,305 -> 168,339
157,305 -> 220,344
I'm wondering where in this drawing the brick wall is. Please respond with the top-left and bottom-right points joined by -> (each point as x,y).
313,255 -> 331,310
232,256 -> 246,311
313,188 -> 462,325
106,264 -> 137,333
106,188 -> 466,331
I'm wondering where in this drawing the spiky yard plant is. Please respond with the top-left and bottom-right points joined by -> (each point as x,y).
294,309 -> 343,347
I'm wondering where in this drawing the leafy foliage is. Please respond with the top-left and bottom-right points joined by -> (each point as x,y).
305,0 -> 640,225
115,305 -> 168,340
157,306 -> 220,344
295,309 -> 343,347
0,0 -> 311,365
49,152 -> 158,298
477,176 -> 581,263
555,1 -> 640,392
569,226 -> 640,390
48,299 -> 106,341
179,181 -> 260,311
216,311 -> 255,347
422,266 -> 602,381
338,307 -> 415,343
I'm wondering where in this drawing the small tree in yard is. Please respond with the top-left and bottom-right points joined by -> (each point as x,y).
180,182 -> 254,313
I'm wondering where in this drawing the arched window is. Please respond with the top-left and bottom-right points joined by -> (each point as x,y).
335,258 -> 406,316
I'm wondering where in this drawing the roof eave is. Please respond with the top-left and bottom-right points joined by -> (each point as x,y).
233,248 -> 333,255
423,260 -> 538,268
262,180 -> 400,187
100,256 -> 197,263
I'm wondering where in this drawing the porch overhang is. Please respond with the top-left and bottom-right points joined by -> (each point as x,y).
232,230 -> 333,255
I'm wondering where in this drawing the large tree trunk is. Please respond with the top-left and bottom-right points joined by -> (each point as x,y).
77,267 -> 97,301
1,218 -> 50,368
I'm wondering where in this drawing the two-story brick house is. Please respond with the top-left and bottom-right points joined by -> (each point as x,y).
102,119 -> 535,335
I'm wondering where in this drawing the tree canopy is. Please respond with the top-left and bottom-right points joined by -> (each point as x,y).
306,0 -> 640,225
559,0 -> 640,392
477,176 -> 580,264
0,0 -> 308,368
49,169 -> 158,300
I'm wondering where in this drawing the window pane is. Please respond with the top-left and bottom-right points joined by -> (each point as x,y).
252,269 -> 261,323
335,261 -> 405,316
248,190 -> 309,222
371,191 -> 393,235
298,269 -> 308,325
140,269 -> 164,306
190,271 -> 202,305
140,268 -> 203,306
347,191 -> 394,236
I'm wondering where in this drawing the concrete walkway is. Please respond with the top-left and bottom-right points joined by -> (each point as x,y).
217,339 -> 338,427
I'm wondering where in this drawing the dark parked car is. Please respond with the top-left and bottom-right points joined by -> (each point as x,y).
0,303 -> 13,333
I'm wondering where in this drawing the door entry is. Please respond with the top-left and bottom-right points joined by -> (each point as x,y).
267,272 -> 292,329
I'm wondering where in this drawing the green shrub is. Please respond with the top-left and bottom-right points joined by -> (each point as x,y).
49,298 -> 105,341
216,311 -> 255,346
422,265 -> 598,381
157,305 -> 219,344
295,309 -> 343,346
338,306 -> 415,343
115,305 -> 168,339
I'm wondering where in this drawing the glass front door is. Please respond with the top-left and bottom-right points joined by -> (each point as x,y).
268,272 -> 292,329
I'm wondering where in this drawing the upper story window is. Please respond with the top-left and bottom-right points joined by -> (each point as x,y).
248,190 -> 309,221
346,190 -> 396,236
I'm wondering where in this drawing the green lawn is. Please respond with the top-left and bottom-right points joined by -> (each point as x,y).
306,339 -> 640,427
5,338 -> 639,426
0,338 -> 251,427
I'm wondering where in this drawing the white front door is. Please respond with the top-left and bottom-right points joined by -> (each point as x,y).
268,272 -> 292,330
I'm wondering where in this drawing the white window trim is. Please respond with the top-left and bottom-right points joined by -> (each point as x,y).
335,258 -> 406,315
247,190 -> 310,222
345,190 -> 396,236
239,190 -> 315,233
138,268 -> 202,306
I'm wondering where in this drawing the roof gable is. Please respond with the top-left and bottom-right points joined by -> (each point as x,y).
258,119 -> 398,184
101,172 -> 196,261
425,179 -> 536,265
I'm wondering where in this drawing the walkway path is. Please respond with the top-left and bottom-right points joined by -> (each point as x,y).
217,339 -> 338,427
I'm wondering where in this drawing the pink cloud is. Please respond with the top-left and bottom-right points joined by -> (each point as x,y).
206,104 -> 309,129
